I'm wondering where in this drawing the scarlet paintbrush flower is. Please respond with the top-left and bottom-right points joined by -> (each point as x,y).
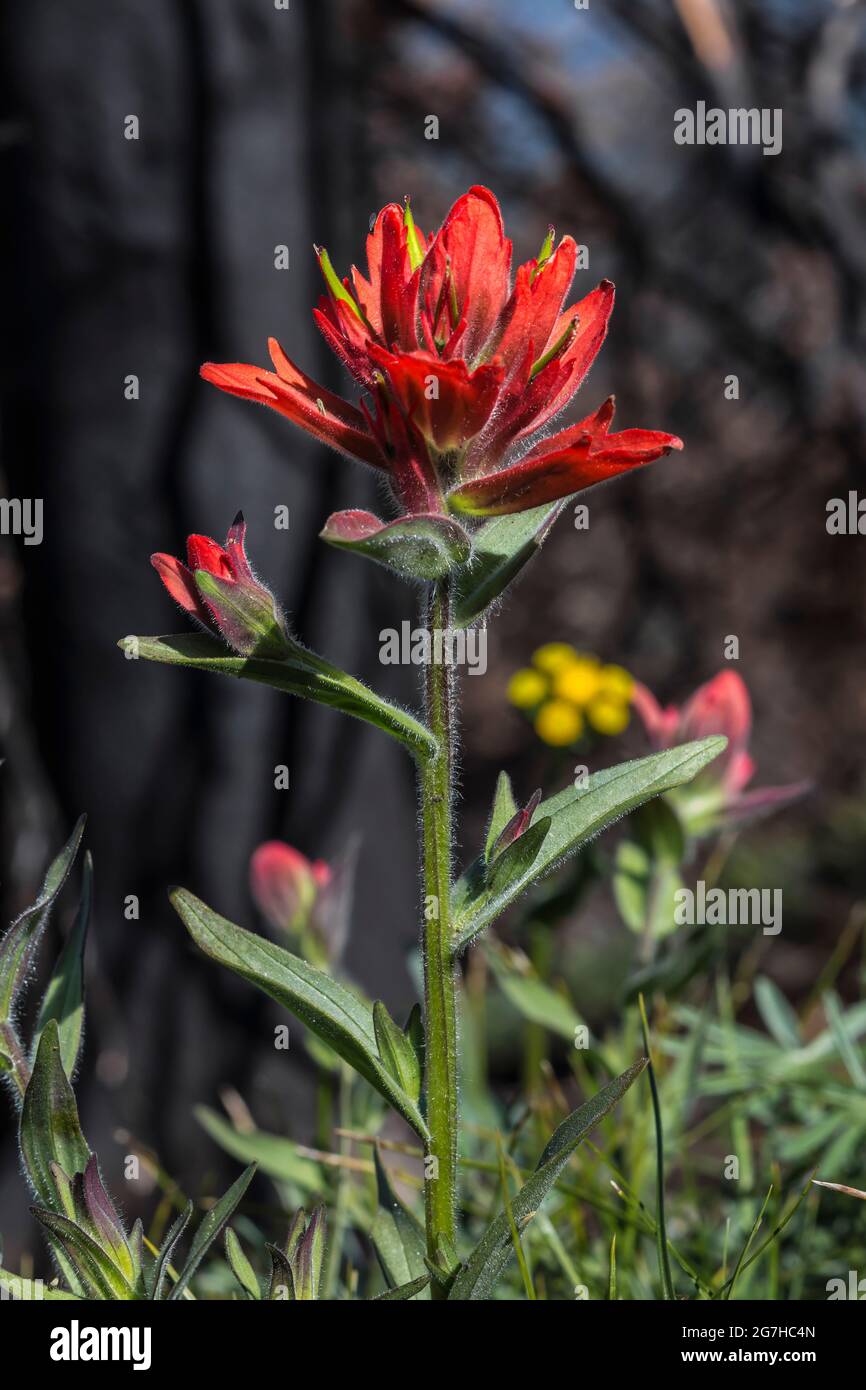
151,513 -> 291,658
250,839 -> 354,968
633,670 -> 809,831
200,187 -> 682,551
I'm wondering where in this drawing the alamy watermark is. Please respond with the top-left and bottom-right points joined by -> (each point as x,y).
675,102 -> 782,157
379,623 -> 487,676
674,881 -> 782,935
0,497 -> 43,545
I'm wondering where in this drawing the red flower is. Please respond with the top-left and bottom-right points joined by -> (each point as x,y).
250,840 -> 354,968
200,187 -> 681,535
633,671 -> 809,829
151,513 -> 290,657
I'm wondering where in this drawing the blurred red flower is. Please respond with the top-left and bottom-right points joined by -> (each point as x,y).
633,670 -> 809,828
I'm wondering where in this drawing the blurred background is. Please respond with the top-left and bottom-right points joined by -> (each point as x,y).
1,0 -> 865,1263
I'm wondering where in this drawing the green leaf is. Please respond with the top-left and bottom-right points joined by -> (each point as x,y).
613,801 -> 686,941
168,1164 -> 257,1300
224,1227 -> 261,1299
35,852 -> 92,1077
485,817 -> 550,897
452,501 -> 565,628
484,772 -> 519,861
613,842 -> 685,942
370,1148 -> 429,1298
753,976 -> 801,1050
373,1001 -> 422,1104
195,1106 -> 325,1194
292,1205 -> 326,1300
173,890 -> 429,1140
267,1242 -> 295,1300
19,1021 -> 90,1211
448,1059 -> 648,1300
320,510 -> 472,581
638,994 -> 675,1299
486,945 -> 581,1041
824,990 -> 866,1089
453,740 -> 727,952
119,633 -> 436,763
31,1208 -> 137,1300
372,1274 -> 431,1300
0,815 -> 86,1023
150,1202 -> 192,1300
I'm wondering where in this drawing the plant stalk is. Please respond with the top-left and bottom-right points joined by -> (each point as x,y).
419,580 -> 459,1291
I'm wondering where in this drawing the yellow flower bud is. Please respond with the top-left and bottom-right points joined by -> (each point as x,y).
507,668 -> 549,709
534,699 -> 584,746
531,642 -> 578,675
553,657 -> 601,706
587,693 -> 630,736
599,664 -> 634,701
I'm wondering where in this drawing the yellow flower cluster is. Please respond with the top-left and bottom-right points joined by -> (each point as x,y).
507,643 -> 634,747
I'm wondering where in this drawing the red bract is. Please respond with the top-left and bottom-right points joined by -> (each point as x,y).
151,513 -> 290,657
633,671 -> 809,828
200,187 -> 681,529
250,840 -> 353,969
250,842 -> 331,933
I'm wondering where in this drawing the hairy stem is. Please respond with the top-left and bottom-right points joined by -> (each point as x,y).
420,580 -> 459,1290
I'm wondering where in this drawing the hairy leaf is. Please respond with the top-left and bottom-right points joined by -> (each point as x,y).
31,1208 -> 137,1300
0,816 -> 86,1024
453,740 -> 726,952
173,890 -> 429,1139
168,1164 -> 257,1300
35,852 -> 92,1077
150,1202 -> 193,1300
120,633 -> 436,762
370,1148 -> 429,1298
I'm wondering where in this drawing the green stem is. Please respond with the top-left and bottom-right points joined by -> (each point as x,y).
419,581 -> 459,1292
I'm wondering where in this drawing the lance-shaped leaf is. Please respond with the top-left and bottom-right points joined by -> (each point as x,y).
484,771 -> 518,861
0,816 -> 86,1029
118,633 -> 436,763
31,1208 -> 137,1300
195,1106 -> 325,1195
449,1059 -> 648,1300
225,1228 -> 261,1299
150,1201 -> 193,1300
168,1163 -> 257,1300
292,1205 -> 326,1300
373,1001 -> 422,1104
72,1154 -> 135,1285
19,1021 -> 90,1211
35,851 -> 92,1078
320,509 -> 472,581
453,739 -> 726,952
172,890 -> 429,1140
485,816 -> 550,900
371,1147 -> 429,1298
452,499 -> 566,628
